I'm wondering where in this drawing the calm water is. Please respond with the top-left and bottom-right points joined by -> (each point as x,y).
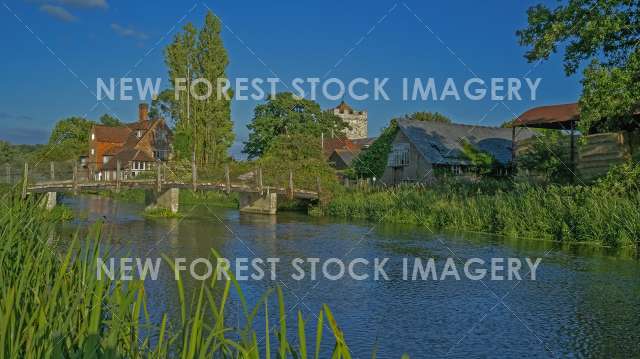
60,195 -> 640,358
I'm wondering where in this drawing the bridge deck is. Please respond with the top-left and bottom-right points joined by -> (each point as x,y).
27,179 -> 319,200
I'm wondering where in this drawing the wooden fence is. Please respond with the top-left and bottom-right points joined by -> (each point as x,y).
516,131 -> 638,182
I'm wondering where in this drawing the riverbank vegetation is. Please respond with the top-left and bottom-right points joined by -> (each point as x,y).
0,195 -> 356,357
322,162 -> 640,247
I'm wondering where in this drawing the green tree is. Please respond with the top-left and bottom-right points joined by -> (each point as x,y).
46,117 -> 94,160
259,133 -> 338,195
404,111 -> 451,123
165,11 -> 234,164
517,0 -> 640,133
99,113 -> 122,127
243,93 -> 347,159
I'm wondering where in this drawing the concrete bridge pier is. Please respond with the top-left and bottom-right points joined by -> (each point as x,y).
145,188 -> 179,214
39,192 -> 57,211
239,191 -> 277,215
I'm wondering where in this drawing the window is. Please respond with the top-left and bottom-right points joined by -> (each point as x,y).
388,143 -> 410,167
91,148 -> 95,155
91,133 -> 95,140
103,155 -> 111,164
136,130 -> 143,138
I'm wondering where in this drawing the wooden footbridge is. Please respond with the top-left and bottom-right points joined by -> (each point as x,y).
9,160 -> 320,215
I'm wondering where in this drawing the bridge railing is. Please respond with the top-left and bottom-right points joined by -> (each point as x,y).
12,158 -> 324,197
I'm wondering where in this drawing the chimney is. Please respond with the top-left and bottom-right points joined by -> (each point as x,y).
138,103 -> 149,122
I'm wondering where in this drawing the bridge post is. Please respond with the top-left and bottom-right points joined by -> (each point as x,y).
72,163 -> 78,195
225,164 -> 231,194
116,160 -> 121,193
5,164 -> 10,184
316,176 -> 321,198
288,170 -> 294,200
50,162 -> 55,181
239,191 -> 277,215
145,187 -> 179,214
191,152 -> 197,191
257,167 -> 263,193
41,192 -> 57,211
156,162 -> 162,193
21,162 -> 28,200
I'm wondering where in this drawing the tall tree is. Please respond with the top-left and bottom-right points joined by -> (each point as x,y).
164,11 -> 233,164
517,1 -> 640,133
243,92 -> 347,159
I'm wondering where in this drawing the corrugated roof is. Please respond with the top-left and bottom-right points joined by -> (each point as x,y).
513,103 -> 579,128
397,119 -> 534,166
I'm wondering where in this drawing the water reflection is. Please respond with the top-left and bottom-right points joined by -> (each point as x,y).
59,195 -> 640,358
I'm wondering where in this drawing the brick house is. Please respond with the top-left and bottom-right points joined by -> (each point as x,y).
85,103 -> 172,180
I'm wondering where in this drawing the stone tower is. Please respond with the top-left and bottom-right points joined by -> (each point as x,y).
333,101 -> 368,139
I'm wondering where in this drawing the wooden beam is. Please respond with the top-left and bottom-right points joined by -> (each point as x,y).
288,170 -> 294,200
116,160 -> 121,193
21,163 -> 28,200
156,162 -> 162,193
257,166 -> 263,193
225,164 -> 231,194
72,163 -> 78,195
5,164 -> 10,184
50,161 -> 55,181
191,151 -> 197,191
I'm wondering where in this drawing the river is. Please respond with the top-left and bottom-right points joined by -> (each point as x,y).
60,194 -> 640,358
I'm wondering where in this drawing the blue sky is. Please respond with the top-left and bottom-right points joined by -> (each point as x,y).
0,0 -> 582,157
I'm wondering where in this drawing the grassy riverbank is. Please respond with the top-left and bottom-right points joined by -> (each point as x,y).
322,165 -> 640,247
0,195 -> 354,357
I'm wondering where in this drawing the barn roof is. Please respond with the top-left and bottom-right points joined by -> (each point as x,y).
396,119 -> 534,166
513,103 -> 579,129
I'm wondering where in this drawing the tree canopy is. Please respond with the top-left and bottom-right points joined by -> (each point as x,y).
165,11 -> 234,164
243,93 -> 347,159
517,0 -> 640,133
99,113 -> 122,127
46,117 -> 94,160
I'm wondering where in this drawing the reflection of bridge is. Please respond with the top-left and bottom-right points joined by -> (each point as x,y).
13,161 -> 320,215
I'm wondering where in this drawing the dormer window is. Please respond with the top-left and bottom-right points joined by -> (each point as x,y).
136,130 -> 143,138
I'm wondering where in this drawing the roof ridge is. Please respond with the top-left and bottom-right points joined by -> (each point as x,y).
398,118 -> 507,130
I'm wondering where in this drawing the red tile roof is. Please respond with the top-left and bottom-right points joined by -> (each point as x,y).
94,125 -> 131,143
513,103 -> 579,128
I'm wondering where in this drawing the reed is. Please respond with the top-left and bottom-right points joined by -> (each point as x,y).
324,180 -> 640,247
0,193 -> 356,358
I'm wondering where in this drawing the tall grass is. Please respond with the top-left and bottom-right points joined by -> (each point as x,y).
0,194 -> 355,358
323,180 -> 640,247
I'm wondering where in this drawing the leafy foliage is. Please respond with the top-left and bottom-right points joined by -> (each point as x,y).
243,93 -> 347,159
99,113 -> 122,127
401,111 -> 451,123
45,117 -> 95,160
517,0 -> 640,133
165,11 -> 234,164
516,129 -> 574,183
458,139 -> 495,173
0,141 -> 44,165
259,133 -> 339,200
